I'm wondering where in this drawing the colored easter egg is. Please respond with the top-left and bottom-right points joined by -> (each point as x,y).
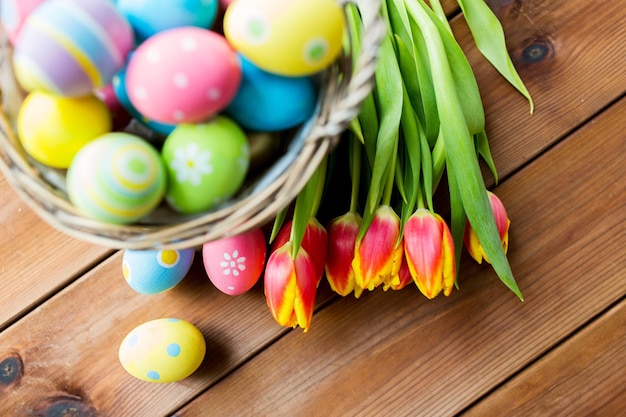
17,91 -> 111,168
119,318 -> 206,383
66,133 -> 166,224
161,117 -> 250,214
94,83 -> 133,131
112,62 -> 176,136
0,0 -> 46,45
202,227 -> 267,295
223,0 -> 345,76
225,56 -> 318,131
126,27 -> 241,124
116,0 -> 219,42
122,248 -> 195,294
12,0 -> 134,97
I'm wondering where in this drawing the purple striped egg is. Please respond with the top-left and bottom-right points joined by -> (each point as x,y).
12,0 -> 134,97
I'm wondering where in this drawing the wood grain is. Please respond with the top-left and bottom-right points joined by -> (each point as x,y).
0,248 -> 336,416
0,176 -> 110,330
459,0 -> 626,183
0,0 -> 624,415
462,299 -> 626,417
174,98 -> 626,416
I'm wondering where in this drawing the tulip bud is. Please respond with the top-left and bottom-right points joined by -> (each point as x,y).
325,212 -> 361,296
264,241 -> 317,332
383,251 -> 413,291
403,208 -> 455,299
464,191 -> 510,264
352,205 -> 403,295
272,217 -> 328,286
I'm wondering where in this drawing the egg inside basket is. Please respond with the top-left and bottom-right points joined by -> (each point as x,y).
0,0 -> 385,250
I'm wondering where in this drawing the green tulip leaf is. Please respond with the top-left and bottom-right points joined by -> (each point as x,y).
457,0 -> 534,113
475,130 -> 499,184
406,0 -> 523,300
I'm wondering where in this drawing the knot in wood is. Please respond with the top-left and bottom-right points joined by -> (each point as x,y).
520,36 -> 555,64
33,395 -> 98,417
0,352 -> 24,387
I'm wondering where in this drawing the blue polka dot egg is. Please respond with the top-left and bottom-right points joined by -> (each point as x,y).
119,318 -> 206,383
122,248 -> 195,294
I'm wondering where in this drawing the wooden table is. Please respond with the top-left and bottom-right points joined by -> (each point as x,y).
1,0 -> 624,415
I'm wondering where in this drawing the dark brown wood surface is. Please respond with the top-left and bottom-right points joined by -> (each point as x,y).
0,0 -> 624,416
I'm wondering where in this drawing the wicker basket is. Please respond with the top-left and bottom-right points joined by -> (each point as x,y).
0,0 -> 385,250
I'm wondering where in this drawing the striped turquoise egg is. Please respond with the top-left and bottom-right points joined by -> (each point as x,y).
13,0 -> 134,97
67,133 -> 166,224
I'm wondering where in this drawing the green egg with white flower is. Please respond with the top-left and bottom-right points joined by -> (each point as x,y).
162,117 -> 250,214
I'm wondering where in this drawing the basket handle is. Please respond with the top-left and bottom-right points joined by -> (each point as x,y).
310,0 -> 386,141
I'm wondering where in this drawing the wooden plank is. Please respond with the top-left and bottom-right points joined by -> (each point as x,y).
0,0 -> 623,415
0,176 -> 110,330
462,299 -> 626,416
174,98 -> 626,415
0,248 -> 336,416
458,0 -> 626,183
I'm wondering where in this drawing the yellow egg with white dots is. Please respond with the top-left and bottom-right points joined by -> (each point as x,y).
119,318 -> 206,383
223,0 -> 345,76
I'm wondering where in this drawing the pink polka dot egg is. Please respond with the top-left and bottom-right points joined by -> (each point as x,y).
126,27 -> 242,125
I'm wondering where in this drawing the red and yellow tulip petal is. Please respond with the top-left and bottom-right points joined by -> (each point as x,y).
464,191 -> 511,265
441,219 -> 456,296
325,212 -> 361,296
272,218 -> 328,285
404,209 -> 455,299
384,250 -> 413,291
264,241 -> 318,332
264,243 -> 298,326
292,247 -> 318,332
352,205 -> 401,291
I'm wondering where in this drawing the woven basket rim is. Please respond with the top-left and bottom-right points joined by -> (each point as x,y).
0,0 -> 386,250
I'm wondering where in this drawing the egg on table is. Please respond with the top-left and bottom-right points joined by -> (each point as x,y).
12,0 -> 134,97
202,227 -> 267,295
119,318 -> 206,383
17,91 -> 111,168
161,116 -> 250,214
66,132 -> 166,224
223,0 -> 345,76
122,248 -> 195,294
125,27 -> 241,125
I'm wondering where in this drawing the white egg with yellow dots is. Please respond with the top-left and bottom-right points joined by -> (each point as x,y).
119,318 -> 206,383
122,248 -> 195,294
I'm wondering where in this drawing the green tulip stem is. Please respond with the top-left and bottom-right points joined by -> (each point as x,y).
350,135 -> 362,213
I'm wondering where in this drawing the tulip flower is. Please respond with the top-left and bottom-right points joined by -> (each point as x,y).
352,205 -> 403,296
464,191 -> 510,264
272,217 -> 328,286
264,241 -> 318,332
403,208 -> 455,299
383,251 -> 413,291
325,212 -> 361,296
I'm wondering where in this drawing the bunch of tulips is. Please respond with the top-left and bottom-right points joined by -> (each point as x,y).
263,0 -> 533,332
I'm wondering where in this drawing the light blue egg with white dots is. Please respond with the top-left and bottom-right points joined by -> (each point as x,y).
122,248 -> 195,294
119,318 -> 206,383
